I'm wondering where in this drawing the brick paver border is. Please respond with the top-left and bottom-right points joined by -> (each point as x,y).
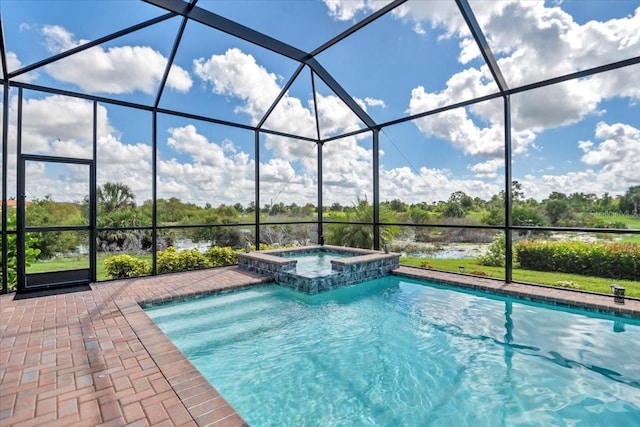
1,265 -> 638,426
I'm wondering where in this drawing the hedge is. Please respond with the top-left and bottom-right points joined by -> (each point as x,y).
157,247 -> 207,274
104,254 -> 151,279
515,240 -> 640,281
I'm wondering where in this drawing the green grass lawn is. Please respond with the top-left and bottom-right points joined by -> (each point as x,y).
621,215 -> 640,229
25,253 -> 639,298
620,234 -> 640,244
27,253 -> 152,281
401,256 -> 640,298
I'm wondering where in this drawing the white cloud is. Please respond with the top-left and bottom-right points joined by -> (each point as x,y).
322,0 -> 391,21
379,165 -> 501,204
192,47 -> 369,187
42,25 -> 192,94
358,97 -> 386,108
5,51 -> 22,72
2,94 -> 151,201
366,0 -> 640,195
391,0 -> 467,39
323,136 -> 374,200
0,91 -> 566,207
194,48 -> 282,121
5,51 -> 38,81
519,121 -> 640,200
579,121 -> 640,184
400,2 -> 640,128
157,125 -> 256,205
469,159 -> 503,178
193,48 -> 367,141
18,95 -> 99,157
409,94 -> 536,157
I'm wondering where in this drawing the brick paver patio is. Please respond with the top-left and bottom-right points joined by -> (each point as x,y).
1,265 -> 638,426
1,267 -> 272,427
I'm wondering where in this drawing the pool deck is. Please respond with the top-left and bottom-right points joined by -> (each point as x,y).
1,266 -> 639,426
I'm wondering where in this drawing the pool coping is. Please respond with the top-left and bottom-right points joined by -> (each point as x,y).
237,244 -> 395,271
392,266 -> 640,318
1,265 -> 638,426
238,245 -> 400,293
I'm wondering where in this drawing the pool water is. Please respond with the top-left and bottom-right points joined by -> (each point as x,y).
145,277 -> 640,426
282,251 -> 351,276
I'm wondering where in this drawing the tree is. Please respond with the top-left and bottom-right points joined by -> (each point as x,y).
567,192 -> 597,214
448,191 -> 473,209
440,191 -> 473,218
619,186 -> 640,215
232,203 -> 244,214
269,202 -> 287,216
598,192 -> 613,211
442,202 -> 466,218
325,197 -> 398,249
388,199 -> 407,212
302,203 -> 316,217
25,197 -> 84,258
330,202 -> 343,212
511,180 -> 525,204
1,213 -> 40,291
544,199 -> 570,226
512,206 -> 546,227
97,182 -> 135,214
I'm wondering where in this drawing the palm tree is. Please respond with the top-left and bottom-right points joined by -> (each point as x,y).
97,182 -> 136,214
326,197 -> 398,249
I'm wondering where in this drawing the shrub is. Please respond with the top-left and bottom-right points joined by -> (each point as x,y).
477,234 -> 506,267
515,240 -> 640,281
178,248 -> 208,271
104,254 -> 150,279
419,261 -> 433,269
203,246 -> 238,267
157,247 -> 207,273
469,270 -> 489,277
556,280 -> 580,289
1,213 -> 41,291
156,247 -> 180,273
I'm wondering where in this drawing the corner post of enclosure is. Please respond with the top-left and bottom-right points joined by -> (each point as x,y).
152,111 -> 158,275
1,83 -> 8,293
312,70 -> 323,245
504,95 -> 513,283
254,130 -> 260,249
373,129 -> 380,250
90,101 -> 97,283
317,141 -> 323,245
16,88 -> 25,292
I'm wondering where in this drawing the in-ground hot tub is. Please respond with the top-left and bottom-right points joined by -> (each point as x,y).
237,245 -> 400,294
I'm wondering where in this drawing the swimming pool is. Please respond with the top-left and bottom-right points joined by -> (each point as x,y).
145,276 -> 640,426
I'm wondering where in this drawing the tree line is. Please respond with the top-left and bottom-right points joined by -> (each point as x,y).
4,182 -> 639,258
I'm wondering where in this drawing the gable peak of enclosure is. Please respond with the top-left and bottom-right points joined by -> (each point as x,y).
0,0 -> 511,138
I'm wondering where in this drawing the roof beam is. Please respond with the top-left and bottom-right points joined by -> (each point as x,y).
306,58 -> 377,129
455,0 -> 508,92
144,0 -> 310,62
311,0 -> 408,57
0,17 -> 8,80
154,4 -> 195,108
257,63 -> 306,129
146,0 -> 377,129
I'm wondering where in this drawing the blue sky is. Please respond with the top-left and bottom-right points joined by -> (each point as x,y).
1,0 -> 639,207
